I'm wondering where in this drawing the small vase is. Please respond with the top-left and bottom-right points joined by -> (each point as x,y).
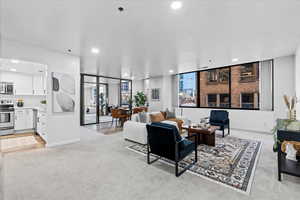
288,109 -> 296,121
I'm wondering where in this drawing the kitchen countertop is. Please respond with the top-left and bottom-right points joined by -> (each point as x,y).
14,107 -> 47,112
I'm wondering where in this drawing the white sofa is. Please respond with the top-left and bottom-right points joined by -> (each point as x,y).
123,112 -> 187,144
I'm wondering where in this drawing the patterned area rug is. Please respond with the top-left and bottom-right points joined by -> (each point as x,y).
127,135 -> 261,194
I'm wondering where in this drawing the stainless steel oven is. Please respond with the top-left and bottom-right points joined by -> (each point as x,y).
0,101 -> 14,135
0,82 -> 14,95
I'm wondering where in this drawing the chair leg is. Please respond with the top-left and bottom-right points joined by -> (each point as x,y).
278,171 -> 282,181
228,124 -> 230,135
195,146 -> 198,163
222,128 -> 225,138
175,161 -> 179,177
147,151 -> 150,164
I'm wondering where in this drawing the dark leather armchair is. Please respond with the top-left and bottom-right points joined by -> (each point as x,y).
209,110 -> 230,137
146,122 -> 197,177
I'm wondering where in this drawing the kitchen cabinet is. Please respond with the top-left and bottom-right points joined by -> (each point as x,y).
36,111 -> 47,141
33,75 -> 46,95
0,71 -> 46,96
14,75 -> 33,95
14,109 -> 34,130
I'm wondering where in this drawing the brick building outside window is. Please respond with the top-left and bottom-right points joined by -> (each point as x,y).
199,62 -> 259,109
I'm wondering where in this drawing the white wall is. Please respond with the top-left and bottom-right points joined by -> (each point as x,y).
176,108 -> 275,133
296,46 -> 300,120
1,39 -> 80,147
132,80 -> 143,96
108,83 -> 119,106
273,55 -> 295,119
143,76 -> 172,111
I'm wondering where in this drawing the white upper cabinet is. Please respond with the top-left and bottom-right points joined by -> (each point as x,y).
33,75 -> 46,95
14,73 -> 34,95
0,71 -> 46,95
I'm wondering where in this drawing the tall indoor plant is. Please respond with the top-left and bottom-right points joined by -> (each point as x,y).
134,91 -> 147,107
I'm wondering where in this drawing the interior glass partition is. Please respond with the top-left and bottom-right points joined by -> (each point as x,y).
80,74 -> 132,126
82,75 -> 98,125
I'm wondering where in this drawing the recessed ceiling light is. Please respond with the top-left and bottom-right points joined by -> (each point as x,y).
11,59 -> 19,64
91,47 -> 100,54
131,76 -> 135,80
169,69 -> 174,73
123,73 -> 129,77
10,68 -> 17,72
232,58 -> 239,62
170,1 -> 182,10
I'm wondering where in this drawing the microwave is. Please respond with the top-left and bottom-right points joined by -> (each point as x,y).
0,82 -> 14,95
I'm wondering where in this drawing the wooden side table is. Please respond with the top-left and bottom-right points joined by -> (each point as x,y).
277,129 -> 300,181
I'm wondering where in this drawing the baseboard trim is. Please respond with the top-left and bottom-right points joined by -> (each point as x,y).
231,128 -> 271,135
46,138 -> 80,147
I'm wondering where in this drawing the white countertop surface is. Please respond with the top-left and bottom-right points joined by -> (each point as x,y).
14,107 -> 47,112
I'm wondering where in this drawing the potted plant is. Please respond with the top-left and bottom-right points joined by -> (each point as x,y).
272,95 -> 299,152
283,95 -> 297,120
134,91 -> 147,107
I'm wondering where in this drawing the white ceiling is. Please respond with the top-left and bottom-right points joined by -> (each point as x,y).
1,0 -> 300,80
0,58 -> 47,75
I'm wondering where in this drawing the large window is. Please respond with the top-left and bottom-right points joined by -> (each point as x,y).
231,63 -> 259,109
200,67 -> 230,108
178,60 -> 273,110
179,72 -> 197,107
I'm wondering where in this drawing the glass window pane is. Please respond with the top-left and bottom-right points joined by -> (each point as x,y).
260,60 -> 273,111
231,62 -> 259,109
199,67 -> 230,108
83,82 -> 97,124
179,72 -> 197,107
121,80 -> 131,106
84,75 -> 97,83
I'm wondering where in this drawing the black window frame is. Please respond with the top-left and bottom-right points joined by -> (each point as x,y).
178,60 -> 274,111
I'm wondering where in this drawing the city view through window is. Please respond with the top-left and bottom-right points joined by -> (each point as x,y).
178,61 -> 272,110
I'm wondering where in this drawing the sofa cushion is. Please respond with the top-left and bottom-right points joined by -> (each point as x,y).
138,111 -> 148,123
166,118 -> 184,130
150,112 -> 165,122
131,113 -> 140,122
160,111 -> 167,119
165,108 -> 176,119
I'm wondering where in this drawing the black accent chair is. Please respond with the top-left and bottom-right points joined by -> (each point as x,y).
146,122 -> 198,177
209,110 -> 230,137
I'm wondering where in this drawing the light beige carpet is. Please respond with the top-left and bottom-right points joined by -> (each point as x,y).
0,136 -> 38,152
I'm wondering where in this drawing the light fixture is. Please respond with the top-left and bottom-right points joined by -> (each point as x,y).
123,73 -> 129,77
170,1 -> 182,10
11,59 -> 20,64
91,47 -> 100,54
131,76 -> 135,80
169,69 -> 174,73
10,68 -> 17,72
232,58 -> 239,62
